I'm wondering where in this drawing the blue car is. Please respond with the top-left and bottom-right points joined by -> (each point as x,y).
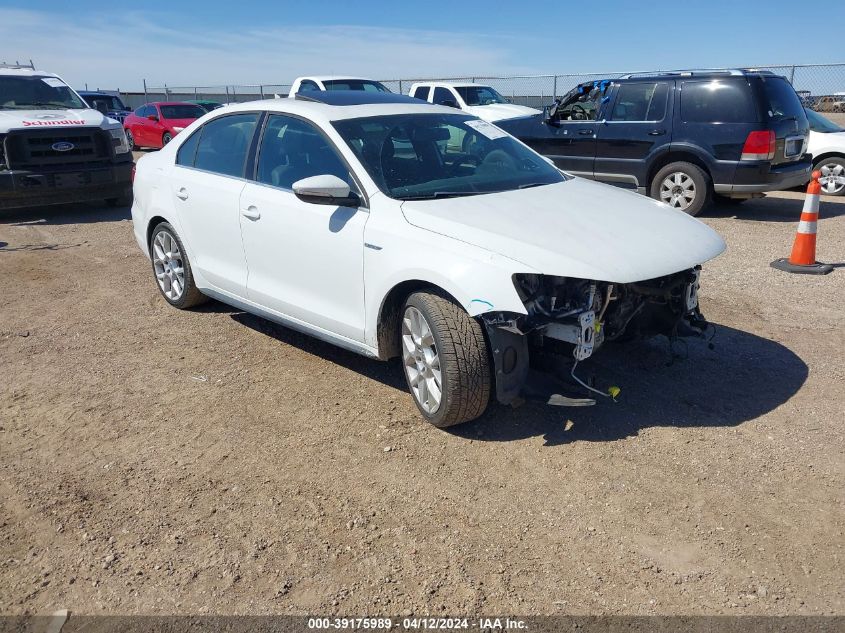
78,91 -> 132,123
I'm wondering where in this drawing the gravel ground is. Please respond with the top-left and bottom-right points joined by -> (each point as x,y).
0,182 -> 843,616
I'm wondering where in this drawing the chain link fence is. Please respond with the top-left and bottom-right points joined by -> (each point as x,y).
119,64 -> 845,110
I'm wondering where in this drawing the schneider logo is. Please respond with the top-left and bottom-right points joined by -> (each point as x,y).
52,141 -> 75,152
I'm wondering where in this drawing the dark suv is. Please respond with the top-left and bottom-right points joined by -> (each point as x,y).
497,69 -> 811,215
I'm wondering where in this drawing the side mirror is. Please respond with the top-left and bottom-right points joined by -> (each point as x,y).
292,174 -> 360,207
147,114 -> 159,122
543,103 -> 559,124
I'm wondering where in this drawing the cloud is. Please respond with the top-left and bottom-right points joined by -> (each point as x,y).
0,8 -> 538,90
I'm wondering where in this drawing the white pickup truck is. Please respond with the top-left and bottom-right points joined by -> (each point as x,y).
0,63 -> 133,210
408,82 -> 541,122
288,76 -> 392,97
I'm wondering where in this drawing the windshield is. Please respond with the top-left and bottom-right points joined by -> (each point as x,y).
805,108 -> 844,133
0,75 -> 86,110
454,86 -> 508,106
762,77 -> 805,121
323,80 -> 391,93
159,104 -> 206,119
82,94 -> 126,111
332,113 -> 565,200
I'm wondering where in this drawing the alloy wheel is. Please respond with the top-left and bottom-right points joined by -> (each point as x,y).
152,230 -> 186,301
659,172 -> 696,210
819,162 -> 845,195
401,306 -> 442,414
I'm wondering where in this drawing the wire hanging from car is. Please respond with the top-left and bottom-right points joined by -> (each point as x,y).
570,360 -> 621,402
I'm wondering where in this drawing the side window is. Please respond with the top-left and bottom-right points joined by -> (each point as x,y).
411,86 -> 431,101
135,105 -> 148,117
681,80 -> 755,123
256,114 -> 350,190
298,80 -> 319,93
176,129 -> 202,167
432,87 -> 456,107
193,113 -> 259,178
611,82 -> 669,121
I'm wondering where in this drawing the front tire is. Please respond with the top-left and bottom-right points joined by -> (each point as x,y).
401,290 -> 491,428
125,129 -> 136,151
650,161 -> 710,216
149,222 -> 207,309
816,157 -> 845,196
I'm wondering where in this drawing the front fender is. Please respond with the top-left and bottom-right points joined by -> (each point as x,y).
363,216 -> 536,352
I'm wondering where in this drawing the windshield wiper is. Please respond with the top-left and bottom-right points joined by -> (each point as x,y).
399,191 -> 488,200
518,182 -> 548,189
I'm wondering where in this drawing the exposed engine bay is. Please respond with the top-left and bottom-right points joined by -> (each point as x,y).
481,268 -> 710,406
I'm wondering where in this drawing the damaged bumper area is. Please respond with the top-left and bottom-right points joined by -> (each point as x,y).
481,269 -> 709,406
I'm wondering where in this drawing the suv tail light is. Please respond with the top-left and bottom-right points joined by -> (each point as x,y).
741,130 -> 776,161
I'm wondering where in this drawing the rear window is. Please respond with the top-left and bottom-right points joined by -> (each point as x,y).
680,80 -> 756,123
762,77 -> 804,121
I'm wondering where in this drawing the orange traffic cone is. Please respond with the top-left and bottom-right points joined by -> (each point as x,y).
771,171 -> 833,275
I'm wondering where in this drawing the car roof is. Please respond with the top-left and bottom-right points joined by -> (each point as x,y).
297,76 -> 383,83
145,101 -> 202,107
412,81 -> 488,89
295,92 -> 427,106
202,97 -> 464,123
0,68 -> 60,78
615,68 -> 780,82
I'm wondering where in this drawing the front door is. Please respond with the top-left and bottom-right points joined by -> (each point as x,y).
594,81 -> 673,190
238,114 -> 368,342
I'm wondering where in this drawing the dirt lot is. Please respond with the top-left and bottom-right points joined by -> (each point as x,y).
1,178 -> 843,616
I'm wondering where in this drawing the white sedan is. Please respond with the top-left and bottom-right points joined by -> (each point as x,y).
806,108 -> 845,196
131,91 -> 725,427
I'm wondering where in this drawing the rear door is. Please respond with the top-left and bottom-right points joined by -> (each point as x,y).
594,81 -> 673,189
169,112 -> 260,296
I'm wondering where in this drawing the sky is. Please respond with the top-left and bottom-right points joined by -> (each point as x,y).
1,1 -> 843,91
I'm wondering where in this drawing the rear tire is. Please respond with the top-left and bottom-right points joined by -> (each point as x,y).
401,290 -> 491,428
162,132 -> 173,146
650,161 -> 710,216
815,156 -> 845,196
149,222 -> 207,309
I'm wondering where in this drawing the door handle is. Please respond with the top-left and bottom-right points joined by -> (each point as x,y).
241,206 -> 261,221
648,129 -> 667,136
578,129 -> 594,135
175,187 -> 189,201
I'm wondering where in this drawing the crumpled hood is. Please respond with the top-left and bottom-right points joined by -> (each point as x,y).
401,178 -> 726,283
466,103 -> 542,122
0,108 -> 112,132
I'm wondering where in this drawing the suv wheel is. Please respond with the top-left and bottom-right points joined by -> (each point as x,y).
401,290 -> 491,428
651,162 -> 710,216
817,157 -> 845,196
150,222 -> 207,309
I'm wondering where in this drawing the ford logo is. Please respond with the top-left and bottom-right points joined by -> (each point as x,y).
52,141 -> 75,152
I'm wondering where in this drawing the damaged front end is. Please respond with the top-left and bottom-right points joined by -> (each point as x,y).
481,269 -> 710,407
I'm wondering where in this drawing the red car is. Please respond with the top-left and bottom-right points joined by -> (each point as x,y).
123,102 -> 206,150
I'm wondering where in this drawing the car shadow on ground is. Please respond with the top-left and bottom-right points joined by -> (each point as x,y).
706,194 -> 845,222
229,310 -> 808,446
0,202 -> 131,226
